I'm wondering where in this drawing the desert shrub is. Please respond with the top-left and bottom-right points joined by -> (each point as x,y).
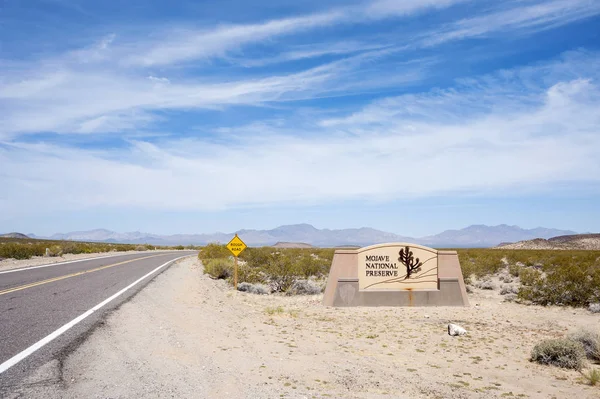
236,263 -> 263,284
500,285 -> 519,295
519,258 -> 600,307
237,282 -> 270,295
203,258 -> 234,279
457,249 -> 507,281
569,329 -> 600,362
503,293 -> 518,302
508,263 -> 523,277
134,245 -> 148,251
173,245 -> 185,250
583,368 -> 600,386
263,252 -> 299,292
238,247 -> 334,293
476,280 -> 496,290
530,338 -> 586,370
589,303 -> 600,313
199,243 -> 231,260
47,245 -> 63,257
286,279 -> 323,295
0,243 -> 41,259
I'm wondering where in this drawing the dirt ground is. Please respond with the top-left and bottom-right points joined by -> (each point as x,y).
10,257 -> 600,399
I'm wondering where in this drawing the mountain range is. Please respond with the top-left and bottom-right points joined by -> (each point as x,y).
21,224 -> 579,248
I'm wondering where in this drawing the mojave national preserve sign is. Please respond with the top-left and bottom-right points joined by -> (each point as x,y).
323,243 -> 469,307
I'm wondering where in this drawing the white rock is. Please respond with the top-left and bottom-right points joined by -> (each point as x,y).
448,323 -> 467,336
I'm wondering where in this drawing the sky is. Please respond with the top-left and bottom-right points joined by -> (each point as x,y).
1,0 -> 600,237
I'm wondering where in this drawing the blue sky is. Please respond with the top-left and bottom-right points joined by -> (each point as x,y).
1,0 -> 600,237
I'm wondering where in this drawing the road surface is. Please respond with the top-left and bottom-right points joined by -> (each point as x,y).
0,250 -> 196,391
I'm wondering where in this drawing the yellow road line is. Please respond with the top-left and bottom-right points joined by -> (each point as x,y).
0,254 -> 170,296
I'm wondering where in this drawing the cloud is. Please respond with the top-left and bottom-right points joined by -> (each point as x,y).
2,1 -> 599,139
0,47 -> 424,137
423,0 -> 600,46
119,0 -> 466,67
2,50 -> 599,215
231,41 -> 392,67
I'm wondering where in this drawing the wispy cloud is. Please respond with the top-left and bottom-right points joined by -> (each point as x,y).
0,46 -> 424,137
2,50 -> 599,214
119,0 -> 466,67
2,0 -> 598,140
231,41 -> 392,67
423,0 -> 600,46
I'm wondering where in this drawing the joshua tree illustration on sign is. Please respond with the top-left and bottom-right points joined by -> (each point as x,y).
399,246 -> 423,279
362,245 -> 437,290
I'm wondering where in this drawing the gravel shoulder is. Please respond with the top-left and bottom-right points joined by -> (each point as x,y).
8,257 -> 600,399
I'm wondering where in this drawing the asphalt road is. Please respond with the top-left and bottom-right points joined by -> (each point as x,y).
0,250 -> 197,391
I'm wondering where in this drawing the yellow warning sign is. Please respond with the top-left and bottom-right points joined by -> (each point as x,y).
226,234 -> 247,257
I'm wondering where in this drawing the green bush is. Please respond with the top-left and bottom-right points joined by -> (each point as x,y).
47,245 -> 63,257
236,263 -> 263,284
237,247 -> 334,292
262,252 -> 299,292
0,243 -> 43,259
198,243 -> 231,260
203,258 -> 234,279
518,258 -> 600,307
531,338 -> 586,370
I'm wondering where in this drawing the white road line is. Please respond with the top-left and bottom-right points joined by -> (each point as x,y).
0,252 -> 166,275
0,255 -> 191,374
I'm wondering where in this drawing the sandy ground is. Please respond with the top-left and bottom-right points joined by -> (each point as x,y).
9,257 -> 600,399
0,250 -> 182,272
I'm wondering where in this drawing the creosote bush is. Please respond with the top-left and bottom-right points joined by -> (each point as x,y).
203,258 -> 234,280
569,329 -> 600,362
198,243 -> 231,261
530,338 -> 586,370
47,245 -> 64,257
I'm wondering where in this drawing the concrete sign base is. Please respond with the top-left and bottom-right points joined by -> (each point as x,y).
322,243 -> 470,307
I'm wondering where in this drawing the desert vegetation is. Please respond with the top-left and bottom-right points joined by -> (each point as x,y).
530,327 -> 600,386
0,237 -> 194,260
199,243 -> 334,294
457,248 -> 600,308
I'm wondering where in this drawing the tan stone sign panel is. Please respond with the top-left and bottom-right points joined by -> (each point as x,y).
358,243 -> 438,291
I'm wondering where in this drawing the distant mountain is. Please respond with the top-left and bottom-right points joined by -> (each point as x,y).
419,224 -> 577,248
0,232 -> 30,239
27,224 -> 581,248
